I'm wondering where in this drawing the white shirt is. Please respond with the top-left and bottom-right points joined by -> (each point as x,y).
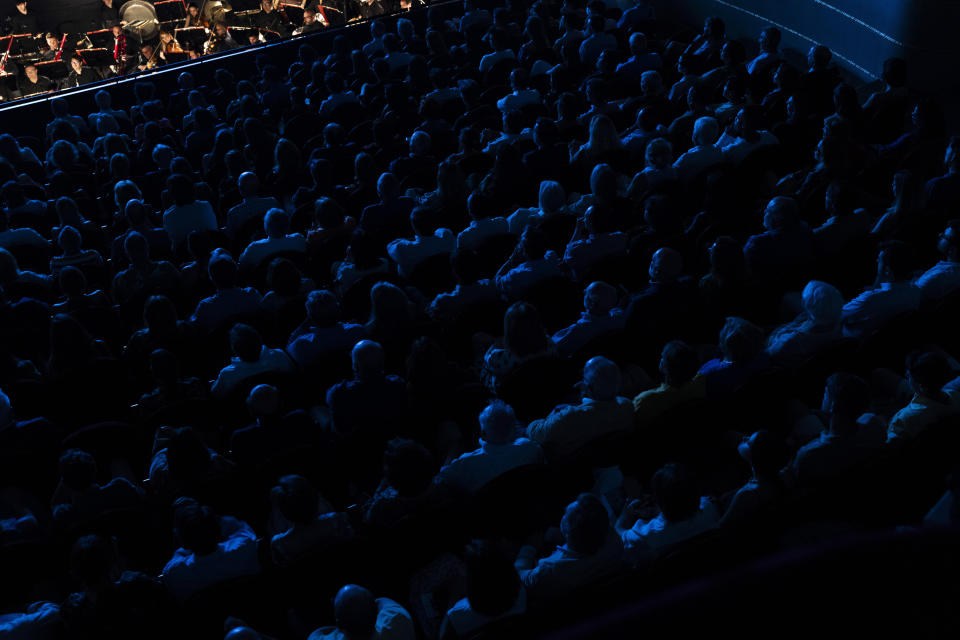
496,252 -> 563,300
210,346 -> 296,398
308,598 -> 415,640
915,260 -> 960,301
673,144 -> 724,182
841,281 -> 922,339
238,233 -> 307,271
715,130 -> 778,166
226,197 -> 281,239
479,49 -> 515,73
457,217 -> 509,250
162,516 -> 260,602
386,229 -> 454,278
621,497 -> 719,562
163,200 -> 218,248
497,89 -> 541,114
436,438 -> 543,495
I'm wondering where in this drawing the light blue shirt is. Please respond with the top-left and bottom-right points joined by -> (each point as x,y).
841,281 -> 921,339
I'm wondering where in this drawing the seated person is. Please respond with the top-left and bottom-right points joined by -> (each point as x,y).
439,540 -> 526,639
318,71 -> 361,119
308,584 -> 415,640
767,280 -> 845,365
698,316 -> 771,396
719,430 -> 788,529
162,499 -> 260,602
481,302 -> 558,391
673,116 -> 723,183
743,196 -> 814,285
386,207 -> 455,279
457,191 -> 509,251
888,350 -> 960,444
325,340 -> 407,435
189,250 -> 263,334
268,474 -> 354,567
229,384 -> 316,466
633,340 -> 706,425
435,400 -> 543,495
162,173 -> 217,251
785,373 -> 884,486
389,131 -> 437,187
714,107 -> 778,166
238,209 -> 307,273
364,437 -> 443,528
496,67 -> 541,114
494,226 -> 565,301
287,290 -> 367,369
507,180 -> 567,236
624,248 -> 699,341
50,449 -> 144,526
914,220 -> 960,301
526,356 -> 633,461
615,463 -> 720,563
52,266 -> 110,315
427,249 -> 500,320
111,231 -> 181,306
210,323 -> 296,399
551,281 -> 624,357
49,225 -> 102,279
841,241 -> 921,339
225,172 -> 281,241
515,493 -> 626,601
563,205 -> 628,281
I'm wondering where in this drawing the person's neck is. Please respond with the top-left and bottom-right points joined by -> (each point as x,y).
16,6 -> 27,14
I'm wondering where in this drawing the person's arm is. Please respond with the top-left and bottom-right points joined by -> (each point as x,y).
615,499 -> 644,537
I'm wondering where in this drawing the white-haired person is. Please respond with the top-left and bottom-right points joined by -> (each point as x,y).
672,116 -> 723,183
435,399 -> 543,495
551,281 -> 625,357
627,137 -> 676,199
766,280 -> 845,365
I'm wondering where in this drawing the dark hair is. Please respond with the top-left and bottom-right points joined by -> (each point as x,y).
267,257 -> 302,297
166,173 -> 195,206
60,448 -> 97,490
660,340 -> 700,387
271,475 -> 319,525
562,493 -> 609,555
651,463 -> 700,522
166,427 -> 211,487
70,535 -> 115,589
879,240 -> 914,281
229,323 -> 262,362
451,249 -> 485,285
718,317 -> 763,364
824,372 -> 869,424
906,350 -> 953,399
383,437 -> 436,497
745,430 -> 787,480
175,503 -> 220,555
463,540 -> 521,617
504,302 -> 549,357
882,57 -> 907,88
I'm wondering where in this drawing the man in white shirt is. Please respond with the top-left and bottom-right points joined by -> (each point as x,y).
238,209 -> 307,272
888,350 -> 960,443
210,323 -> 296,398
915,221 -> 960,301
386,207 -> 455,278
842,241 -> 921,339
495,225 -> 565,300
318,71 -> 361,119
162,173 -> 218,250
496,68 -> 541,115
436,400 -> 544,495
478,28 -> 515,73
309,584 -> 415,640
673,116 -> 723,182
508,180 -> 567,235
457,192 -> 509,250
225,172 -> 281,240
714,107 -> 778,166
162,501 -> 260,602
551,282 -> 625,357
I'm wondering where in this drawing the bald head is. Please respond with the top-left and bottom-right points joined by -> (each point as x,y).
246,383 -> 280,417
583,356 -> 621,401
224,627 -> 261,640
649,247 -> 683,283
334,584 -> 377,637
352,340 -> 385,380
584,281 -> 617,315
238,171 -> 259,198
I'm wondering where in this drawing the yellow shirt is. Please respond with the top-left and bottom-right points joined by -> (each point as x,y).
632,375 -> 708,426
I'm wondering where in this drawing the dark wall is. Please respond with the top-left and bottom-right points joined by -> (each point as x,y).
2,0 -> 103,33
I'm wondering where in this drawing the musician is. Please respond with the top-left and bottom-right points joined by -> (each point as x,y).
111,24 -> 131,75
205,21 -> 239,53
66,55 -> 99,87
4,1 -> 39,36
304,1 -> 345,26
295,8 -> 323,34
249,0 -> 290,37
137,43 -> 158,70
356,0 -> 386,21
158,28 -> 184,62
100,0 -> 121,29
40,33 -> 62,62
184,3 -> 209,29
19,63 -> 53,96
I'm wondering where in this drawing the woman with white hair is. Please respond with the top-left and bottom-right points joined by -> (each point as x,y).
766,280 -> 845,365
569,114 -> 626,177
672,116 -> 723,182
507,180 -> 568,235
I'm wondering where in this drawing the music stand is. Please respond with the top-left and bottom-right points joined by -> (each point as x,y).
280,3 -> 304,24
162,51 -> 190,64
9,34 -> 40,59
228,26 -> 258,43
35,60 -> 69,81
86,29 -> 114,50
175,27 -> 207,53
77,48 -> 114,69
155,0 -> 186,22
230,0 -> 261,13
